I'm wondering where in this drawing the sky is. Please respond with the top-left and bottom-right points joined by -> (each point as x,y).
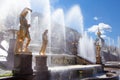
49,0 -> 120,46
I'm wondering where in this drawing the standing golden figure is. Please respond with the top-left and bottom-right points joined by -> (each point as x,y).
40,29 -> 48,55
95,28 -> 103,64
15,8 -> 32,53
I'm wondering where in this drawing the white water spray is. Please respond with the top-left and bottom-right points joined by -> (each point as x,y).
51,8 -> 66,53
78,32 -> 96,63
66,5 -> 84,34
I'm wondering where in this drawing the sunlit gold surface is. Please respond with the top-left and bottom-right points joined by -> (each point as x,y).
39,30 -> 48,55
96,45 -> 102,64
97,27 -> 101,37
96,28 -> 102,64
15,8 -> 32,53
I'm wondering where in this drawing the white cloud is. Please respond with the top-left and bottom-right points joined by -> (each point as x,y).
88,23 -> 112,34
93,16 -> 98,20
88,23 -> 112,38
101,35 -> 107,38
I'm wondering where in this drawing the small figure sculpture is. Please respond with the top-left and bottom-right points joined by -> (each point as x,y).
40,30 -> 48,55
95,28 -> 104,64
15,8 -> 32,53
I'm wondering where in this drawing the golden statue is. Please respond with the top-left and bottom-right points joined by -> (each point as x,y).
40,30 -> 48,55
15,8 -> 32,53
96,44 -> 101,64
97,28 -> 101,38
95,28 -> 102,64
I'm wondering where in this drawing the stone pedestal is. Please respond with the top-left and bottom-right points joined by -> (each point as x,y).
35,55 -> 50,80
96,56 -> 102,64
13,53 -> 33,76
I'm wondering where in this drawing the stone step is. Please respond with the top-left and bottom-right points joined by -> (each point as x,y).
76,56 -> 94,65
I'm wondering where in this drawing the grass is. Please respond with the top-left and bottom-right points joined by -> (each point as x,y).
0,72 -> 13,77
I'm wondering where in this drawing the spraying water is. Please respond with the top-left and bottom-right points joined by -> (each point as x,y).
51,8 -> 66,53
78,32 -> 96,63
30,0 -> 52,53
66,5 -> 84,34
0,0 -> 30,30
65,5 -> 97,63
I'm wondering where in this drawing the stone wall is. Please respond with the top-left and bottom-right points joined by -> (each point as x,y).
47,54 -> 76,67
102,51 -> 120,62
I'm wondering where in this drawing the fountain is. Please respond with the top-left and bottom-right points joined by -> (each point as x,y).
66,5 -> 84,34
0,0 -> 119,80
30,0 -> 51,54
77,32 -> 96,63
51,8 -> 66,54
0,0 -> 81,57
0,0 -> 97,72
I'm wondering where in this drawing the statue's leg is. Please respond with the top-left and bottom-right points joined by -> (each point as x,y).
39,44 -> 44,54
26,38 -> 30,48
19,38 -> 24,52
40,42 -> 47,55
42,43 -> 47,54
24,32 -> 31,51
15,32 -> 22,53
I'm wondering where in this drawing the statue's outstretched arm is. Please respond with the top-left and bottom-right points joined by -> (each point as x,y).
25,8 -> 32,12
20,7 -> 32,16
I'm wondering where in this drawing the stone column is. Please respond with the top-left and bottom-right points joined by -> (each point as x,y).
35,55 -> 50,80
12,52 -> 33,80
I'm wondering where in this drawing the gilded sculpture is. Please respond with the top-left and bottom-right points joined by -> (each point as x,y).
40,29 -> 48,55
95,28 -> 102,64
15,8 -> 32,53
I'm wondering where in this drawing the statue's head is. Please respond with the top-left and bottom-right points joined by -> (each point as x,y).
45,29 -> 48,34
97,27 -> 101,37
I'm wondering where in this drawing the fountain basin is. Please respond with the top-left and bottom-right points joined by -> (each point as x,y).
49,65 -> 103,80
82,72 -> 119,80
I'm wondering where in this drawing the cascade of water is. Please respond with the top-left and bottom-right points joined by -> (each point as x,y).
66,5 -> 84,34
117,37 -> 120,48
30,16 -> 39,43
112,39 -> 115,46
30,0 -> 51,53
78,32 -> 96,63
51,8 -> 66,53
117,37 -> 120,58
65,5 -> 96,63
